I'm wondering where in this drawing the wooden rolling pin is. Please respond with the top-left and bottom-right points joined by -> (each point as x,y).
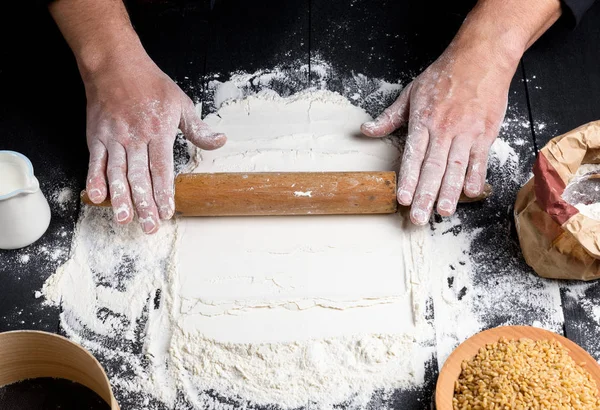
80,172 -> 492,216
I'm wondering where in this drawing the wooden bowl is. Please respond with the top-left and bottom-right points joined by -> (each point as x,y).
0,330 -> 119,409
435,325 -> 600,410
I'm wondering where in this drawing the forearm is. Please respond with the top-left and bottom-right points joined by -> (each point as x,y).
452,0 -> 562,70
49,0 -> 146,80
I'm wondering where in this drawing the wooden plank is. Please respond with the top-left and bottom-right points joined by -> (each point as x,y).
0,4 -> 86,334
310,1 -> 472,86
522,3 -> 600,357
522,3 -> 600,147
129,0 -> 211,100
204,0 -> 310,78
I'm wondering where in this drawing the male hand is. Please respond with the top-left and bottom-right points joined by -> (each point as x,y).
84,55 -> 226,233
49,0 -> 226,234
361,43 -> 513,225
361,0 -> 561,225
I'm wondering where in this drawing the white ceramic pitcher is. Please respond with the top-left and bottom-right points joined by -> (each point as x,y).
0,151 -> 51,250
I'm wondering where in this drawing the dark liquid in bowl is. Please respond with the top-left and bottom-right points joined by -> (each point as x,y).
0,378 -> 110,410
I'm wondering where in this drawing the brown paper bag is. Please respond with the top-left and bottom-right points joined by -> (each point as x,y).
515,121 -> 600,280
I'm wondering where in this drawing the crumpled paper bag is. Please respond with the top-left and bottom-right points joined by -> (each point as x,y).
515,121 -> 600,280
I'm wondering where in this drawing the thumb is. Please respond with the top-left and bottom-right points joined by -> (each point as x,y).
361,82 -> 412,138
180,97 -> 227,150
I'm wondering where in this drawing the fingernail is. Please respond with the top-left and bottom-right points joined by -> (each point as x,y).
438,199 -> 453,213
201,132 -> 227,149
398,190 -> 412,205
362,121 -> 377,129
411,209 -> 429,225
115,206 -> 130,223
209,132 -> 227,142
89,189 -> 103,202
466,181 -> 481,195
159,204 -> 175,220
141,218 -> 158,234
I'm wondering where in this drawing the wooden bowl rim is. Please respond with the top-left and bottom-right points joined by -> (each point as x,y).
0,330 -> 119,409
435,325 -> 600,410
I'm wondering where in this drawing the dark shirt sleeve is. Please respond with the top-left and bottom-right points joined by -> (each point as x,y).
562,0 -> 597,25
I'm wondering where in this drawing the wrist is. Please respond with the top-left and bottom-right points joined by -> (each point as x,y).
49,0 -> 149,80
451,20 -> 525,75
75,32 -> 148,81
449,0 -> 562,74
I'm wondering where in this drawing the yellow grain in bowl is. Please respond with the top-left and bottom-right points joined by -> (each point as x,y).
453,337 -> 600,409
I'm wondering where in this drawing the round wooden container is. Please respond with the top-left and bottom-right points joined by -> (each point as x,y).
0,330 -> 119,409
436,325 -> 600,409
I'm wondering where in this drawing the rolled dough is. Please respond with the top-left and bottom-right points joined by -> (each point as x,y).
175,90 -> 422,344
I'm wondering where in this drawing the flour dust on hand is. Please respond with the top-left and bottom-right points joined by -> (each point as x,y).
83,55 -> 226,234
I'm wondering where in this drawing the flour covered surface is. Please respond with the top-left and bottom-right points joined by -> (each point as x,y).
173,90 -> 434,408
38,62 -> 560,410
178,90 -> 414,343
42,87 -> 434,410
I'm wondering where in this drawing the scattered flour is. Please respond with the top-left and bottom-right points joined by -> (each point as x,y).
490,138 -> 517,169
44,90 -> 439,409
171,90 -> 437,408
39,62 -> 560,409
50,186 -> 75,213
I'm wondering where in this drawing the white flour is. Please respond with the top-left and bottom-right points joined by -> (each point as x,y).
44,90 -> 439,409
576,203 -> 600,220
563,163 -> 600,219
170,90 -> 435,408
39,63 -> 557,409
50,187 -> 74,212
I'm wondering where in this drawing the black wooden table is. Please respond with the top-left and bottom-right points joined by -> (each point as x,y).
1,1 -> 600,409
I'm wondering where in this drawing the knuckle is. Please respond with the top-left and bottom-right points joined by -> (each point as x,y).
383,107 -> 395,118
107,164 -> 125,175
131,184 -> 151,198
399,172 -> 419,188
413,106 -> 432,122
484,117 -> 500,133
127,169 -> 148,180
443,175 -> 464,192
404,142 -> 427,160
423,156 -> 446,171
135,200 -> 151,210
431,116 -> 455,133
414,192 -> 436,206
450,158 -> 467,168
150,158 -> 170,171
429,135 -> 452,151
109,178 -> 127,191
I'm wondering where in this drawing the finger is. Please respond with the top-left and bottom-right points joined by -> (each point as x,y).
397,119 -> 430,206
437,136 -> 471,216
361,83 -> 413,138
106,141 -> 134,225
180,97 -> 227,150
410,134 -> 452,225
149,138 -> 176,220
127,144 -> 160,234
464,137 -> 492,198
86,140 -> 108,204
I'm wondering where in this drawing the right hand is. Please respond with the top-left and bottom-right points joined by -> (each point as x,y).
84,53 -> 226,234
361,40 -> 515,225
